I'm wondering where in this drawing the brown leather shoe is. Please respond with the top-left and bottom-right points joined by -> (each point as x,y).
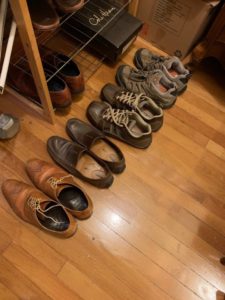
27,0 -> 60,31
1,179 -> 77,238
54,0 -> 84,13
47,136 -> 114,188
40,47 -> 85,94
66,119 -> 126,174
26,159 -> 93,219
8,65 -> 72,109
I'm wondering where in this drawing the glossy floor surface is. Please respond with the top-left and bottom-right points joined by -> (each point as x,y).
0,38 -> 225,300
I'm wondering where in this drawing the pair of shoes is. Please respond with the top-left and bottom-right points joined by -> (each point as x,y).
47,119 -> 126,188
0,113 -> 20,140
2,159 -> 93,238
116,49 -> 191,109
87,83 -> 163,149
8,47 -> 84,109
134,48 -> 191,95
27,0 -> 84,31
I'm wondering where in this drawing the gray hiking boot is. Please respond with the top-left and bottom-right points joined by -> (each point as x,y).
134,48 -> 191,94
0,113 -> 20,140
116,65 -> 177,109
101,83 -> 163,132
87,101 -> 152,149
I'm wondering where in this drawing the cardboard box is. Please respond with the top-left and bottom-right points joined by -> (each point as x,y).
62,0 -> 143,62
137,0 -> 220,58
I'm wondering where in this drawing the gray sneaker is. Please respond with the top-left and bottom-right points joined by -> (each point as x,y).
134,48 -> 191,94
87,101 -> 152,149
0,113 -> 20,140
116,65 -> 177,109
101,83 -> 163,132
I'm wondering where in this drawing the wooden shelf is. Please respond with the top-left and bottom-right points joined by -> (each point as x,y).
7,0 -> 139,124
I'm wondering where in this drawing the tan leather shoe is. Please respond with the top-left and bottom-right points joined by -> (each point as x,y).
2,180 -> 77,238
26,159 -> 93,219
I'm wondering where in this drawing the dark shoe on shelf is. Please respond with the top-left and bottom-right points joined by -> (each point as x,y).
27,0 -> 60,31
54,0 -> 85,13
47,136 -> 114,188
1,179 -> 77,238
101,83 -> 164,132
66,118 -> 126,174
134,48 -> 191,94
8,65 -> 72,109
40,47 -> 85,94
116,65 -> 177,109
0,113 -> 20,139
87,101 -> 152,149
26,159 -> 93,219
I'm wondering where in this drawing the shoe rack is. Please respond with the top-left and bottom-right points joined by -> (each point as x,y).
7,0 -> 139,124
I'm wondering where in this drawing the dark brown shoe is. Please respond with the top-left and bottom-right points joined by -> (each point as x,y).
47,136 -> 114,188
87,101 -> 152,149
54,0 -> 84,13
1,179 -> 77,238
66,119 -> 126,174
101,83 -> 164,132
26,159 -> 93,219
8,65 -> 72,109
27,0 -> 60,31
40,47 -> 85,94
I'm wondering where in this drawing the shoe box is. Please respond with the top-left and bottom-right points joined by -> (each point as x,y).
62,0 -> 143,62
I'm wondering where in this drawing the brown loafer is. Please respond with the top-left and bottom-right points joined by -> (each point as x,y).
66,119 -> 126,174
27,0 -> 60,31
54,0 -> 85,13
1,179 -> 77,238
47,136 -> 114,188
40,47 -> 85,94
8,65 -> 72,109
26,159 -> 93,219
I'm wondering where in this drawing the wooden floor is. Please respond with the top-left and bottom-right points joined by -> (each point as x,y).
0,37 -> 225,300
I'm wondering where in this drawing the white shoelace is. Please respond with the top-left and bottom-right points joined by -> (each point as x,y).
102,105 -> 132,127
116,91 -> 145,109
47,175 -> 73,189
28,197 -> 64,224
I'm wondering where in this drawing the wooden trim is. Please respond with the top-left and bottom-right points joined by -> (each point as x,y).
9,0 -> 55,124
129,0 -> 139,16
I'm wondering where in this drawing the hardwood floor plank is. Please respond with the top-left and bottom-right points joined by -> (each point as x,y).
0,37 -> 225,300
3,244 -> 81,300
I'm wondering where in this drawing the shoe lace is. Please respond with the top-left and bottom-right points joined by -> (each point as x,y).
116,91 -> 144,110
47,175 -> 72,189
103,105 -> 132,127
28,197 -> 64,224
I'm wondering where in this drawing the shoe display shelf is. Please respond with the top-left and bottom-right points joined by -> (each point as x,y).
7,0 -> 139,124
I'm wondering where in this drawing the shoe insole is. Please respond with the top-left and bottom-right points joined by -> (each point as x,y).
129,120 -> 144,136
91,140 -> 120,163
37,202 -> 70,232
76,153 -> 107,179
58,186 -> 88,211
142,107 -> 154,119
168,68 -> 179,78
157,82 -> 168,93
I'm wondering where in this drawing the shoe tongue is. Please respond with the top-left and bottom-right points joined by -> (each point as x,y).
138,98 -> 149,109
37,201 -> 57,221
128,119 -> 137,131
